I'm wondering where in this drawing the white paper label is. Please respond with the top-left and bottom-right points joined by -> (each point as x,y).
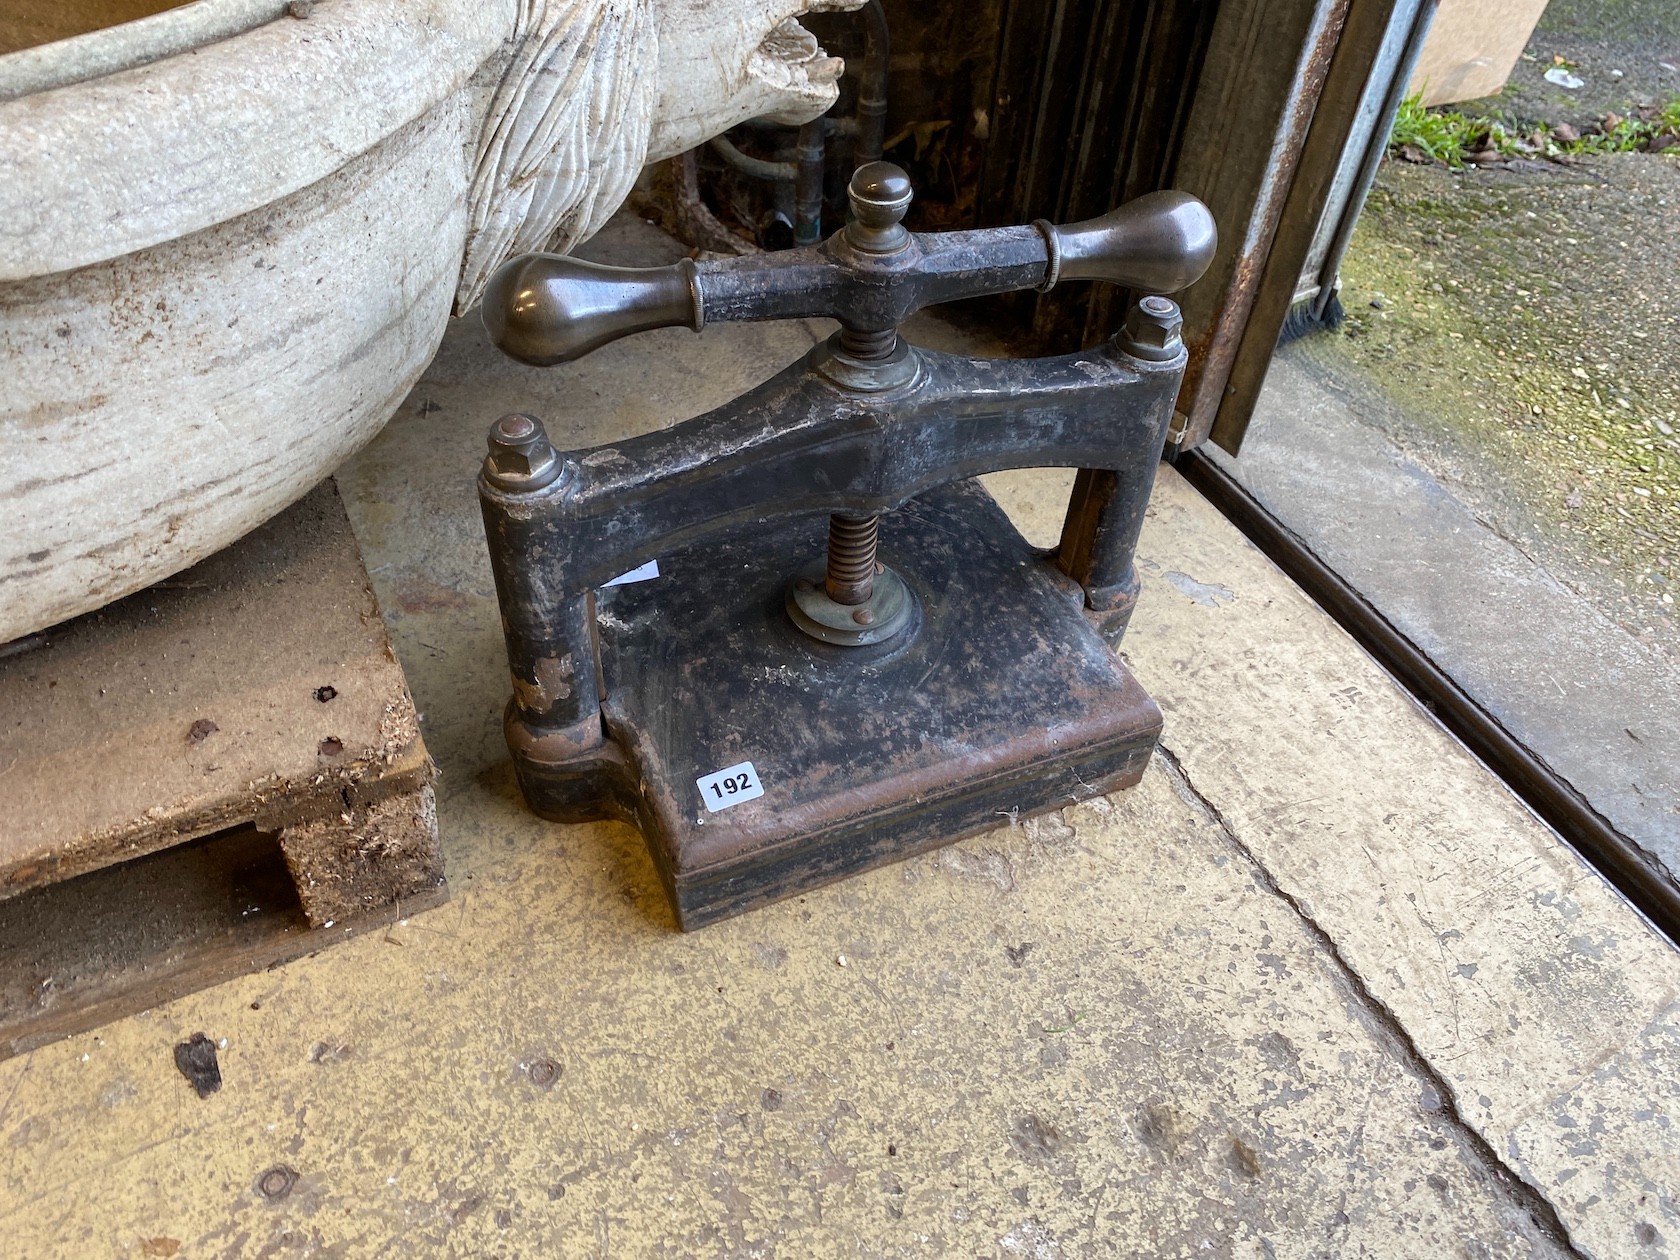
697,761 -> 764,813
602,559 -> 660,588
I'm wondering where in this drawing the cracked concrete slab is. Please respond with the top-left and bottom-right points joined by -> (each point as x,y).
1117,477 -> 1680,1257
991,457 -> 1680,1257
2,216 -> 1675,1256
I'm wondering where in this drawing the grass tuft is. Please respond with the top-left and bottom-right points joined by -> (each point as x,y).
1388,94 -> 1680,168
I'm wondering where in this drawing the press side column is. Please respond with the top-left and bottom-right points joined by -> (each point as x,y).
1056,297 -> 1187,644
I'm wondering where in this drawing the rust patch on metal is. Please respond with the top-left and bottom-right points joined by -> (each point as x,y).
512,654 -> 574,710
1179,0 -> 1353,444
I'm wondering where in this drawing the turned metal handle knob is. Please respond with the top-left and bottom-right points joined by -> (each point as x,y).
845,161 -> 913,254
482,254 -> 702,368
482,164 -> 1217,367
1043,191 -> 1218,296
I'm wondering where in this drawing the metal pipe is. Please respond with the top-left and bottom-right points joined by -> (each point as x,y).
710,0 -> 884,248
795,118 -> 826,245
854,0 -> 889,165
735,116 -> 858,138
707,134 -> 795,183
1170,446 -> 1680,944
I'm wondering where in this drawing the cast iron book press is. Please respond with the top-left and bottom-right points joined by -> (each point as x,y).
477,164 -> 1215,928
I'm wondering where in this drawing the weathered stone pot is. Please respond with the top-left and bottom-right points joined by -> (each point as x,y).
0,0 -> 851,643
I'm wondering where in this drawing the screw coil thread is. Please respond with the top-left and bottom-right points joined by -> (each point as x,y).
825,513 -> 879,604
839,327 -> 897,360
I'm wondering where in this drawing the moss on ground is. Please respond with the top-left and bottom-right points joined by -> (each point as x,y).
1293,155 -> 1679,646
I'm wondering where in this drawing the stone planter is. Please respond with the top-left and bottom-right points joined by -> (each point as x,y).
1,0 -> 851,643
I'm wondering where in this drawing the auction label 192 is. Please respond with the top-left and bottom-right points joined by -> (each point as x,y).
697,761 -> 764,813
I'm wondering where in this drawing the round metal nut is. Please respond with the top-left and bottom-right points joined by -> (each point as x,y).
1119,297 -> 1184,362
786,560 -> 914,646
495,414 -> 537,443
484,413 -> 563,492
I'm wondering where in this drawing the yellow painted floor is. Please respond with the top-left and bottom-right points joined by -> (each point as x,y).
2,220 -> 1676,1257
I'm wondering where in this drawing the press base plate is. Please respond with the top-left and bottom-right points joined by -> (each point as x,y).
513,479 -> 1161,930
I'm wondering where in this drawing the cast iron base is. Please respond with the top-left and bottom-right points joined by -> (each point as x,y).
512,479 -> 1161,929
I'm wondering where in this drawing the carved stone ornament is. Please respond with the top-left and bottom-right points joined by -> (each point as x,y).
0,0 -> 858,643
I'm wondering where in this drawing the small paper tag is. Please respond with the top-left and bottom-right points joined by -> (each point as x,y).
697,761 -> 764,813
602,559 -> 660,588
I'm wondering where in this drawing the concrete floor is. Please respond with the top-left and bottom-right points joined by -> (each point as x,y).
2,219 -> 1678,1256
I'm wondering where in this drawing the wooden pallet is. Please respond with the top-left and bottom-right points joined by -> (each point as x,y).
0,481 -> 446,1055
